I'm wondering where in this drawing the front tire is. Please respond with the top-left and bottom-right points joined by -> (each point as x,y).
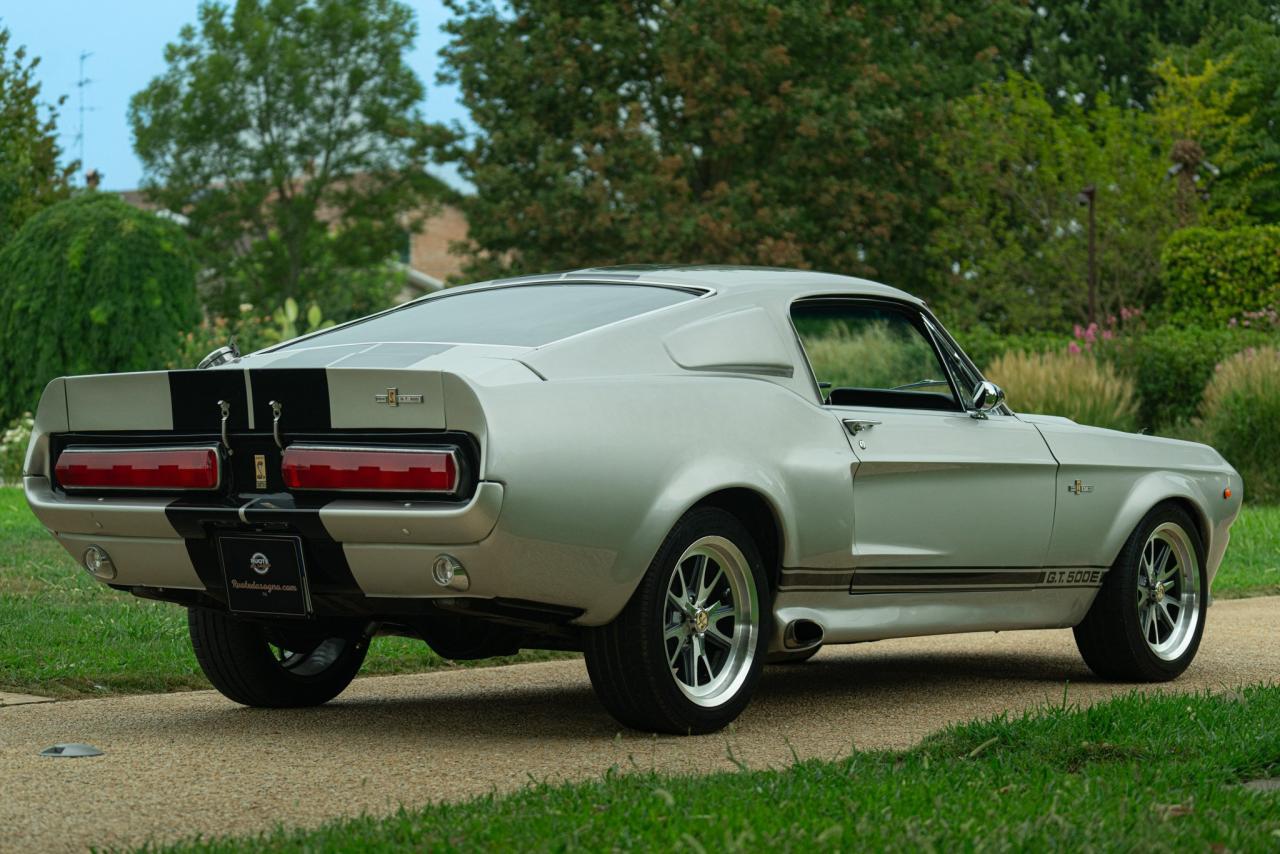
584,507 -> 771,734
189,608 -> 368,707
1073,503 -> 1207,682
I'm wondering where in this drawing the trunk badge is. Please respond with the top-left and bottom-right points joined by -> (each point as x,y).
254,454 -> 268,490
375,387 -> 423,406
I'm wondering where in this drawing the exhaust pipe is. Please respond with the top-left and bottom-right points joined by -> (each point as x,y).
783,618 -> 824,650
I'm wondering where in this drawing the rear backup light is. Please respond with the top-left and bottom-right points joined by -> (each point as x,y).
55,446 -> 221,491
281,446 -> 459,493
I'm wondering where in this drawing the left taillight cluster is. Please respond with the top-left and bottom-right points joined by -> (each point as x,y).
55,446 -> 222,491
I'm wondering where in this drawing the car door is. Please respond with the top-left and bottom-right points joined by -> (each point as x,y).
790,298 -> 1058,584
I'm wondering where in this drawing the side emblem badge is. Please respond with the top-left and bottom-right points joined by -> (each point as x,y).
374,387 -> 424,407
1068,479 -> 1094,495
249,552 -> 271,575
254,454 -> 268,490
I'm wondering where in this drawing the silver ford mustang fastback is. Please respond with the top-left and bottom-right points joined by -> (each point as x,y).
23,266 -> 1242,733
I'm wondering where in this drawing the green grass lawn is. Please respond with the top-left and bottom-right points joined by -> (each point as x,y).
150,686 -> 1280,852
1216,502 -> 1280,598
1,487 -> 1277,698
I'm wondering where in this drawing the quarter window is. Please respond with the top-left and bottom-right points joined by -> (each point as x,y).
791,301 -> 960,411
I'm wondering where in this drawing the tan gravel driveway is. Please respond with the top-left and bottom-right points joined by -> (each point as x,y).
4,595 -> 1278,853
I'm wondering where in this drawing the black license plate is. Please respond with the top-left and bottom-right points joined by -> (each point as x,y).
218,535 -> 311,617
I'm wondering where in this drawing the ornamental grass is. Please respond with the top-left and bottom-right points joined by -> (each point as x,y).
984,349 -> 1138,432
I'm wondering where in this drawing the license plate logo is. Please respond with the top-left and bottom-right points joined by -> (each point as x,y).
249,552 -> 271,575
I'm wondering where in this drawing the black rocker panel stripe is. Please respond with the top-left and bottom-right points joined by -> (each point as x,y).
849,570 -> 1049,588
778,568 -> 1107,593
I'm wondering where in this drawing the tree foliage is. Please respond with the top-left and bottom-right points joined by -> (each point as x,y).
1161,15 -> 1280,223
0,194 -> 200,423
129,0 -> 450,320
928,76 -> 1178,333
440,0 -> 1025,293
1018,0 -> 1278,109
0,28 -> 76,250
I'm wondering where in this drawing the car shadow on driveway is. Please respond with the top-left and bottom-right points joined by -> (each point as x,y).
54,642 -> 1104,749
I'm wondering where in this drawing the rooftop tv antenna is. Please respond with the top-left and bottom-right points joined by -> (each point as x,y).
75,51 -> 95,180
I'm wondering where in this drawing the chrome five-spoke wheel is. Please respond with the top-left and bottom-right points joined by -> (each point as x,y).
1074,504 -> 1207,682
583,507 -> 771,734
1136,522 -> 1201,662
663,536 -> 760,707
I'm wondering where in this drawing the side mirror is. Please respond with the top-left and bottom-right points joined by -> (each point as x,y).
971,380 -> 1005,417
197,342 -> 240,370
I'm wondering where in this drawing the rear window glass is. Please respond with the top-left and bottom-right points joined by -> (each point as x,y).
279,283 -> 698,349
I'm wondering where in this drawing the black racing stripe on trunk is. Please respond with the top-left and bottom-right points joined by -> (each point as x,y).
168,370 -> 249,431
249,368 -> 331,432
848,570 -> 1047,588
240,497 -> 364,610
164,499 -> 241,603
163,494 -> 369,616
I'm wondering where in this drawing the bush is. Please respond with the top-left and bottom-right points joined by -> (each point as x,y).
0,193 -> 199,422
1198,347 -> 1280,503
984,350 -> 1138,432
0,412 -> 33,484
1100,323 -> 1280,431
1160,225 -> 1280,324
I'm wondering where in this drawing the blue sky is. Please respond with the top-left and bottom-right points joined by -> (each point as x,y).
0,0 -> 471,190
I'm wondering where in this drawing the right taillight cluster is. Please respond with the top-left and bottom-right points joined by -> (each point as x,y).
280,445 -> 459,493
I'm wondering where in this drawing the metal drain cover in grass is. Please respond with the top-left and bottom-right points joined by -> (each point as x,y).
39,743 -> 103,758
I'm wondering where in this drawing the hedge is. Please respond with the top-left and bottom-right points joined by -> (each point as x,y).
955,323 -> 1280,432
1160,225 -> 1280,324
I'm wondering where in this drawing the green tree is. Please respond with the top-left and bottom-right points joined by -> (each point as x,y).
0,194 -> 200,423
928,75 -> 1178,333
440,0 -> 1025,293
129,0 -> 449,320
1161,15 -> 1280,223
0,28 -> 76,249
1018,0 -> 1278,109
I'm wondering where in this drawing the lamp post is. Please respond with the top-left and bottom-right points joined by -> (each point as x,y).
1078,185 -> 1097,326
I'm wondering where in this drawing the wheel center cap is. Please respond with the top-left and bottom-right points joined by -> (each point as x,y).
1154,582 -> 1166,603
692,609 -> 710,634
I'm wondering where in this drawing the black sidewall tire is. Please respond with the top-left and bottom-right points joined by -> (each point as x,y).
189,608 -> 368,708
1074,503 -> 1208,682
585,507 -> 772,735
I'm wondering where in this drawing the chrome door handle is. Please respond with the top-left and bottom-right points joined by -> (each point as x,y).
843,419 -> 882,435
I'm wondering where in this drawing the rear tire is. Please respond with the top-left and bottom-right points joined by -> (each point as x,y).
584,507 -> 771,734
189,608 -> 368,707
1073,503 -> 1207,682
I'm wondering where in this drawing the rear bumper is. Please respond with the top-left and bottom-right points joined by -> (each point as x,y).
24,476 -> 505,599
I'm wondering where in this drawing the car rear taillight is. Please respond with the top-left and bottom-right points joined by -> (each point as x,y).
55,446 -> 222,491
281,446 -> 459,493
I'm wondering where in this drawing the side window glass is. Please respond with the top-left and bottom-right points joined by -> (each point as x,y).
791,301 -> 959,411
